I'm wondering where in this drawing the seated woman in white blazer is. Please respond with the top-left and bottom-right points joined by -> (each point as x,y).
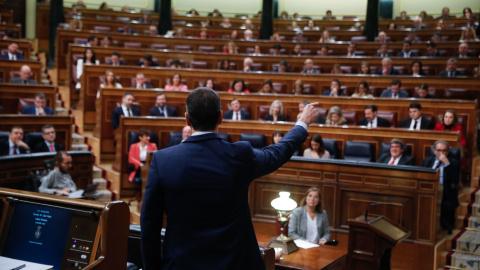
288,187 -> 330,245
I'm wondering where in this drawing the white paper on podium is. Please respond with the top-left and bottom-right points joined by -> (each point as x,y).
293,239 -> 320,249
0,256 -> 53,270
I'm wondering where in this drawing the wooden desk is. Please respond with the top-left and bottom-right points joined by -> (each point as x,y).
0,59 -> 43,83
0,23 -> 22,38
0,39 -> 32,60
256,233 -> 347,270
0,84 -> 57,114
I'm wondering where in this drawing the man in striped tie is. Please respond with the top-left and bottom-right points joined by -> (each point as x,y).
32,125 -> 65,153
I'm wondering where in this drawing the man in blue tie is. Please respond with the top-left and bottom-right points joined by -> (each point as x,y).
141,87 -> 319,269
438,58 -> 467,77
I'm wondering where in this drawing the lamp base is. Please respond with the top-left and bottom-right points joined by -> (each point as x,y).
266,237 -> 298,255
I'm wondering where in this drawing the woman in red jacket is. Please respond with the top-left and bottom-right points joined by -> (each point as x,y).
434,109 -> 466,147
128,128 -> 158,183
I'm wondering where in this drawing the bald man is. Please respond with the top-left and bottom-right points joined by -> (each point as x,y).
9,65 -> 38,84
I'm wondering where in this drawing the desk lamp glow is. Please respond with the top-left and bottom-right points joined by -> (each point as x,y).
267,192 -> 299,254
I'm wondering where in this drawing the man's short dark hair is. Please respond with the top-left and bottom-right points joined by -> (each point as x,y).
409,102 -> 422,110
137,128 -> 150,138
156,92 -> 166,98
54,150 -> 69,163
403,40 -> 412,46
143,54 -> 153,62
10,126 -> 22,133
364,105 -> 377,112
273,43 -> 282,49
42,124 -> 54,133
87,35 -> 96,42
390,138 -> 405,149
123,92 -> 133,98
300,100 -> 310,106
434,140 -> 449,150
105,35 -> 112,41
9,41 -> 18,46
322,45 -> 329,49
426,41 -> 436,48
112,52 -> 120,57
186,88 -> 221,131
34,93 -> 46,99
390,79 -> 401,87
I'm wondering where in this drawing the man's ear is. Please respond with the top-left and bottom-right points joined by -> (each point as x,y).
185,112 -> 191,126
218,110 -> 223,126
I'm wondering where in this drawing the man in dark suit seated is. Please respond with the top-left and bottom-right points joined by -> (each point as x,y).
111,92 -> 141,129
400,102 -> 434,130
376,44 -> 391,57
0,126 -> 30,156
117,22 -> 137,34
223,99 -> 251,120
0,42 -> 25,60
149,92 -> 178,117
32,125 -> 65,153
376,57 -> 400,75
455,43 -> 474,58
438,58 -> 467,77
397,40 -> 419,58
132,73 -> 153,89
137,54 -> 158,67
9,65 -> 38,85
411,17 -> 427,30
359,105 -> 391,128
21,93 -> 54,115
110,52 -> 125,66
377,138 -> 414,165
301,59 -> 320,74
242,57 -> 256,72
421,140 -> 460,234
140,87 -> 319,269
424,42 -> 444,57
380,79 -> 409,98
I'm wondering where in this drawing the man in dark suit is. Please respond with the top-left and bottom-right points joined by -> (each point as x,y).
301,59 -> 321,74
0,126 -> 30,156
400,102 -> 434,130
9,65 -> 38,85
110,52 -> 125,66
421,140 -> 460,234
149,92 -> 178,117
397,41 -> 419,58
438,58 -> 467,77
141,87 -> 318,269
32,125 -> 65,153
223,99 -> 251,120
132,73 -> 153,89
376,44 -> 391,57
0,42 -> 25,60
117,22 -> 137,34
424,42 -> 444,57
436,7 -> 455,19
411,17 -> 427,30
377,138 -> 414,165
380,80 -> 409,98
376,57 -> 400,75
455,43 -> 474,58
242,57 -> 257,72
21,93 -> 54,115
111,92 -> 141,129
359,105 -> 391,128
137,54 -> 158,67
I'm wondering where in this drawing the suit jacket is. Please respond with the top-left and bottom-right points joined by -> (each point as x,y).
141,125 -> 309,269
377,154 -> 414,165
131,83 -> 154,89
376,68 -> 399,75
424,51 -> 445,57
322,90 -> 344,96
0,140 -> 28,156
223,110 -> 251,120
128,142 -> 158,181
300,68 -> 321,74
454,53 -> 474,58
399,117 -> 434,130
0,53 -> 25,60
9,77 -> 38,84
288,206 -> 330,243
149,105 -> 178,117
32,142 -> 65,153
359,116 -> 391,127
111,106 -> 141,129
397,50 -> 420,57
380,89 -> 409,98
435,124 -> 466,147
421,156 -> 460,208
263,114 -> 286,121
21,105 -> 54,115
438,70 -> 467,77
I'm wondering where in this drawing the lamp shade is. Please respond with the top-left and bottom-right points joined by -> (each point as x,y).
271,192 -> 297,211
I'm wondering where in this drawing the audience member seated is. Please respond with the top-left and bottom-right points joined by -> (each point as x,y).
455,43 -> 474,58
102,35 -> 113,47
437,7 -> 454,19
32,125 -> 65,153
76,48 -> 99,89
293,30 -> 307,43
100,70 -> 122,88
109,52 -> 124,66
323,10 -> 335,20
271,130 -> 284,145
0,126 -> 30,156
128,128 -> 158,184
138,54 -> 158,67
39,151 -> 77,195
380,79 -> 408,98
377,138 -> 414,165
359,61 -> 371,75
149,92 -> 178,117
398,11 -> 409,20
169,59 -> 183,69
377,31 -> 389,43
243,29 -> 254,41
223,99 -> 250,120
359,105 -> 390,128
463,7 -> 473,19
415,84 -> 435,98
221,18 -> 231,28
434,109 -> 466,147
230,30 -> 238,40
352,81 -> 373,98
319,45 -> 329,56
435,20 -> 445,30
264,100 -> 286,122
410,60 -> 426,76
148,25 -> 158,37
10,65 -> 38,84
411,16 -> 427,30
21,93 -> 54,115
291,44 -> 302,56
376,44 -> 391,57
86,35 -> 98,47
459,27 -> 478,42
424,42 -> 443,57
219,58 -> 232,71
271,43 -> 283,56
118,22 -> 137,34
326,106 -> 347,126
438,58 -> 467,77
111,92 -> 141,129
291,79 -> 308,95
68,18 -> 83,30
242,19 -> 256,30
272,60 -> 291,73
228,78 -> 250,94
223,41 -> 238,54
164,72 -> 188,91
331,64 -> 342,75
138,12 -> 153,24
297,101 -> 325,124
242,57 -> 255,72
288,187 -> 331,245
304,20 -> 320,31
397,41 -> 419,58
204,78 -> 215,89
405,30 -> 421,43
322,79 -> 343,97
182,126 -> 192,141
388,22 -> 397,30
376,58 -> 399,76
0,42 -> 24,60
318,30 -> 335,43
400,102 -> 434,130
133,73 -> 153,89
303,135 -> 330,159
252,45 -> 262,56
258,79 -> 273,94
346,43 -> 360,57
301,59 -> 320,74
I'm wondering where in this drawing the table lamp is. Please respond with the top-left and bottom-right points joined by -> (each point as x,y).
267,192 -> 299,254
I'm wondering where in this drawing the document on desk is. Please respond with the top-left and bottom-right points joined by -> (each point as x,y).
0,256 -> 53,270
294,239 -> 320,249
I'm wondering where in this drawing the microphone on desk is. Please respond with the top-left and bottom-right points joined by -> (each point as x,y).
364,202 -> 398,221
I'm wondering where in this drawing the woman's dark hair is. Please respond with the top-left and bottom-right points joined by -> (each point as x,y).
83,48 -> 96,63
260,79 -> 273,93
419,83 -> 429,90
444,109 -> 459,126
232,78 -> 246,91
204,78 -> 215,89
219,58 -> 231,70
299,187 -> 322,213
331,78 -> 341,89
291,79 -> 305,94
388,22 -> 397,29
463,7 -> 472,17
355,81 -> 370,94
271,130 -> 284,144
170,72 -> 182,84
99,2 -> 107,9
186,88 -> 221,131
410,60 -> 425,75
310,134 -> 326,155
138,128 -> 150,138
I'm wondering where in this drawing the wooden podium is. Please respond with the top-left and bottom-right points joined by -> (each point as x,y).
347,216 -> 410,270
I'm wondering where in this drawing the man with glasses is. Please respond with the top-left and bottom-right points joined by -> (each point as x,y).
38,151 -> 77,195
421,140 -> 460,234
33,125 -> 65,153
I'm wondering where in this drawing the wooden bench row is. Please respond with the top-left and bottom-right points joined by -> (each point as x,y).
0,23 -> 22,39
0,59 -> 43,84
0,84 -> 57,114
0,39 -> 33,60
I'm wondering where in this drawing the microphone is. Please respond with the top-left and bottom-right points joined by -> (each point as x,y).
364,202 -> 399,221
